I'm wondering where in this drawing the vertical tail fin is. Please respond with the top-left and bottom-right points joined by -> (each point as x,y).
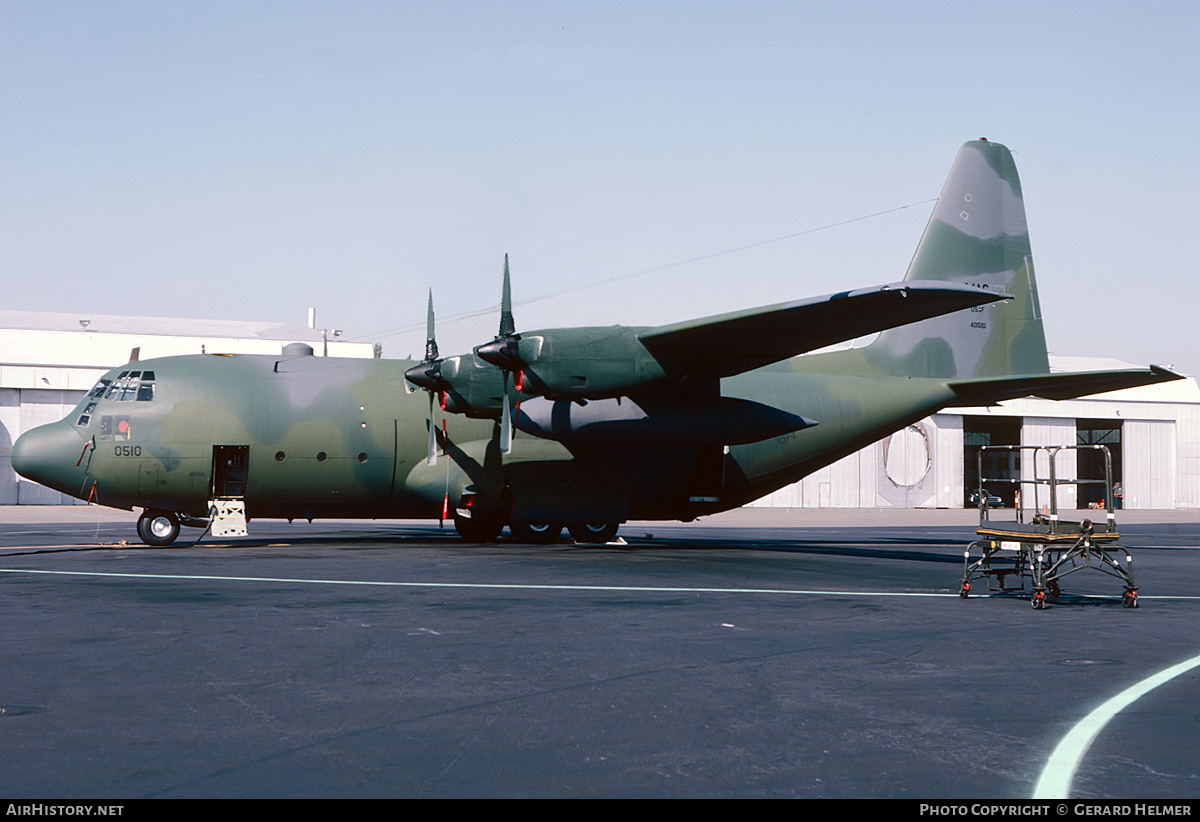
866,140 -> 1050,378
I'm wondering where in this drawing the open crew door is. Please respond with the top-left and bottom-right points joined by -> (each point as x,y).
210,445 -> 249,537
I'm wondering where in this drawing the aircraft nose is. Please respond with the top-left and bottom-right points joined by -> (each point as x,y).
11,422 -> 90,498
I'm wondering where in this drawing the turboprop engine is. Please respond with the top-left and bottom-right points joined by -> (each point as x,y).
476,326 -> 669,403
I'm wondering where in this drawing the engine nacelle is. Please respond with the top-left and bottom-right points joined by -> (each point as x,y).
433,352 -> 507,419
506,327 -> 668,402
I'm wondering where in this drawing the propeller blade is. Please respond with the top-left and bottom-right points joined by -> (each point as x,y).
426,391 -> 437,466
408,286 -> 441,466
424,288 -> 439,362
475,254 -> 523,371
406,288 -> 446,391
498,253 -> 514,338
500,372 -> 513,454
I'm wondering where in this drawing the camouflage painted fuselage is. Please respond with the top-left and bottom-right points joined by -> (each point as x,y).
20,348 -> 959,523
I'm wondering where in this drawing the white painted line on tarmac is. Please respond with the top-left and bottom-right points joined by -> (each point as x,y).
7,567 -> 1200,601
0,566 -> 985,597
1033,652 -> 1200,799
7,567 -> 1200,602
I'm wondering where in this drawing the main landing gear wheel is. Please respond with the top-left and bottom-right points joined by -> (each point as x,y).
510,519 -> 563,544
1122,589 -> 1139,609
568,521 -> 620,544
453,513 -> 504,543
137,509 -> 181,547
1031,590 -> 1048,610
959,581 -> 971,599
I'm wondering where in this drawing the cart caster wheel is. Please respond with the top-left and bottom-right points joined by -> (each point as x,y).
959,581 -> 971,599
1032,590 -> 1047,610
1122,590 -> 1138,609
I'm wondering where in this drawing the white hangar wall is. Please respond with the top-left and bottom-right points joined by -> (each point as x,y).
750,358 -> 1200,511
0,388 -> 85,504
750,413 -> 965,510
1,311 -> 375,505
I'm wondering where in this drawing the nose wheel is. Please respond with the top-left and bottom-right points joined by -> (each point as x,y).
137,509 -> 181,546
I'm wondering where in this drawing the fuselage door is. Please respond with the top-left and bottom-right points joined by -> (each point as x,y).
212,445 -> 250,498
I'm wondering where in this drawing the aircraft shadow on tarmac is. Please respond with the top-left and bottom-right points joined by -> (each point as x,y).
4,523 -> 968,566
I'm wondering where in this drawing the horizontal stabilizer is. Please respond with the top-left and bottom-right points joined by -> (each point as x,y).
948,365 -> 1183,405
639,281 -> 1007,380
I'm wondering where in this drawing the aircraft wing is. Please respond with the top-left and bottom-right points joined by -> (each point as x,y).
637,280 -> 1008,380
947,365 -> 1184,405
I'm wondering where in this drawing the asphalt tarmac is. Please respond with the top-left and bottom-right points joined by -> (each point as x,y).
2,506 -> 1198,799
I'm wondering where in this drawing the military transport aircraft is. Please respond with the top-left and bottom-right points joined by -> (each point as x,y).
11,140 -> 1181,545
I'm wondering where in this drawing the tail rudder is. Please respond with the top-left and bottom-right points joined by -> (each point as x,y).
868,139 -> 1049,378
794,140 -> 1181,402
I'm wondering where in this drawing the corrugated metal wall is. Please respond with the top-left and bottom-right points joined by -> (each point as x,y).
0,388 -> 17,504
1177,406 -> 1200,509
1021,417 -> 1078,511
1124,420 -> 1176,509
933,415 -> 964,508
0,388 -> 87,504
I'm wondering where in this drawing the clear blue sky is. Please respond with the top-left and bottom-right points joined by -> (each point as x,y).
3,1 -> 1197,376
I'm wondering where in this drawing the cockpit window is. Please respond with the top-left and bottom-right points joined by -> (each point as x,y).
76,401 -> 97,427
95,372 -> 156,402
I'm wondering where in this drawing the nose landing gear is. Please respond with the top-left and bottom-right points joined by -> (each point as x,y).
136,509 -> 181,546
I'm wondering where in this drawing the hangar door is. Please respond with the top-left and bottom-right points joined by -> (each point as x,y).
963,416 -> 1021,507
1076,420 -> 1122,509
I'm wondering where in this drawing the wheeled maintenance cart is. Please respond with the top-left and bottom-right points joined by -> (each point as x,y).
959,445 -> 1137,609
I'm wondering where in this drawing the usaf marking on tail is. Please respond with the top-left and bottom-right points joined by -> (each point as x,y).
12,141 -> 1181,546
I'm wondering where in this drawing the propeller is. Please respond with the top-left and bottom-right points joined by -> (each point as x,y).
404,289 -> 444,465
474,254 -> 522,454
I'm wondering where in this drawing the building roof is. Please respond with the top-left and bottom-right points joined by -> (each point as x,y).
0,309 -> 325,342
